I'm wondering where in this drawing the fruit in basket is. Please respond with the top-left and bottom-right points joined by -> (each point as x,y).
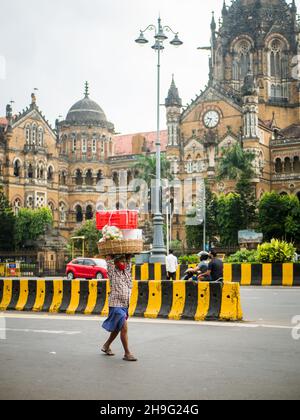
101,225 -> 123,241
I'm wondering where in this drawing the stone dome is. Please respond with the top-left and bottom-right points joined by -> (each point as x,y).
66,83 -> 107,125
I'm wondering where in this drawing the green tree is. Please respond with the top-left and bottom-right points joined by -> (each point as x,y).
70,220 -> 102,257
259,192 -> 300,243
132,154 -> 173,187
15,207 -> 53,249
216,193 -> 243,246
0,187 -> 16,251
217,142 -> 257,230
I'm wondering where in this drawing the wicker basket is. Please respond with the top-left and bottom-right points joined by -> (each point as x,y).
98,239 -> 143,256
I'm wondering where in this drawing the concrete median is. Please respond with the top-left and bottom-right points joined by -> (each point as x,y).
0,279 -> 243,322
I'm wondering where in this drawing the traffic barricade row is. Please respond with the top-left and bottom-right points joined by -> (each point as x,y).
133,263 -> 300,286
0,279 -> 243,322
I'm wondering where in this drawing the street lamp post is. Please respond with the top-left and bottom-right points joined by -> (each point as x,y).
135,17 -> 183,264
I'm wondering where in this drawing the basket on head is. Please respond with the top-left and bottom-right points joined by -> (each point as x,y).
98,239 -> 143,256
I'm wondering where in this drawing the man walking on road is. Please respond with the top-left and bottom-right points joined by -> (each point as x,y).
166,250 -> 178,281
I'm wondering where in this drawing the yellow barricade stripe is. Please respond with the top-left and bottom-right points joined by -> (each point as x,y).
15,280 -> 29,311
154,264 -> 162,283
241,264 -> 252,286
141,264 -> 149,281
0,279 -> 12,311
282,263 -> 293,287
223,264 -> 232,283
144,281 -> 162,319
33,280 -> 46,312
129,281 -> 139,317
220,283 -> 243,321
66,280 -> 81,314
132,265 -> 136,282
195,282 -> 210,321
84,281 -> 98,315
169,281 -> 186,320
262,264 -> 272,286
49,280 -> 63,313
101,281 -> 110,317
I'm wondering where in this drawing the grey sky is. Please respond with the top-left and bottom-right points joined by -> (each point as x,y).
1,0 -> 299,134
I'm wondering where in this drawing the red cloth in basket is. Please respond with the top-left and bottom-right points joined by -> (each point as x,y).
96,210 -> 138,230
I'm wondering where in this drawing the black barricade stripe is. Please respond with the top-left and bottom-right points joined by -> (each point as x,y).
134,282 -> 149,317
59,281 -> 72,313
158,281 -> 173,318
232,264 -> 242,283
251,264 -> 263,286
293,264 -> 300,287
76,281 -> 90,313
206,282 -> 222,321
0,279 -> 3,304
272,263 -> 283,286
23,280 -> 37,311
182,281 -> 199,320
148,264 -> 155,281
161,265 -> 167,281
7,280 -> 20,310
42,281 -> 54,312
92,281 -> 107,315
180,265 -> 188,279
135,265 -> 141,281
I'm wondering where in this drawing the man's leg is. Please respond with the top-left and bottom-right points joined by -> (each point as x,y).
103,331 -> 119,352
120,321 -> 137,361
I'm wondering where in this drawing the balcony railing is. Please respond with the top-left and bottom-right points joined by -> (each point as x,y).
272,173 -> 300,181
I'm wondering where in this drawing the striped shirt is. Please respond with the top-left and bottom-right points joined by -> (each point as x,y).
107,261 -> 132,308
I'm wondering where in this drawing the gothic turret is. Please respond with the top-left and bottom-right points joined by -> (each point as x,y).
165,76 -> 182,148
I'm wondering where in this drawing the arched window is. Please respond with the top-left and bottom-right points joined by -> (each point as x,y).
86,205 -> 93,220
186,156 -> 193,174
59,202 -> 67,223
82,136 -> 87,153
85,169 -> 93,186
48,202 -> 55,216
32,124 -> 37,145
113,172 -> 119,187
280,191 -> 288,196
14,198 -> 21,215
60,170 -> 67,185
92,135 -> 97,154
14,160 -> 21,177
275,158 -> 283,174
284,157 -> 292,173
268,38 -> 289,100
96,170 -> 103,183
47,166 -> 54,182
293,156 -> 300,173
72,134 -> 77,152
26,195 -> 34,209
38,127 -> 43,146
232,39 -> 252,86
28,164 -> 34,179
25,125 -> 31,144
75,205 -> 83,223
75,169 -> 83,186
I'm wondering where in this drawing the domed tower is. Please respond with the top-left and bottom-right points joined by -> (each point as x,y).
211,0 -> 299,111
57,82 -> 115,230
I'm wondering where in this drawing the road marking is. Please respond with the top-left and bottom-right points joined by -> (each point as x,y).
0,328 -> 81,335
0,312 -> 296,331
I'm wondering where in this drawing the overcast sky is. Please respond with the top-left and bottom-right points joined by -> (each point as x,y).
1,0 -> 299,134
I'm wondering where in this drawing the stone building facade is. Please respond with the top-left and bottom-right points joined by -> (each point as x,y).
1,0 -> 300,248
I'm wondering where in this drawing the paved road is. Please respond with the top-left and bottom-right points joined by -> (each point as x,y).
0,287 -> 300,400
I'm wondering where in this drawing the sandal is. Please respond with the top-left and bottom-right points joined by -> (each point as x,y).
123,354 -> 138,362
101,347 -> 115,356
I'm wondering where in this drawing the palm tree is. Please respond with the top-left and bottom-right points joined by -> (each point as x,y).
217,142 -> 255,181
132,154 -> 173,187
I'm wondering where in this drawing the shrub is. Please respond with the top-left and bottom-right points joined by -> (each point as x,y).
225,249 -> 258,263
170,240 -> 182,251
178,255 -> 199,265
256,239 -> 296,263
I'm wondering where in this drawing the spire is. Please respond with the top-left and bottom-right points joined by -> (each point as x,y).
211,12 -> 216,33
84,81 -> 89,98
165,75 -> 182,107
222,1 -> 228,17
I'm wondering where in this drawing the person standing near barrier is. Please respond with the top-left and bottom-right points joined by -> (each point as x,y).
101,255 -> 138,362
198,250 -> 223,283
166,250 -> 178,281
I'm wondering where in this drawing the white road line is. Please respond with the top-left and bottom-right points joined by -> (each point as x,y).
0,312 -> 295,331
0,328 -> 81,335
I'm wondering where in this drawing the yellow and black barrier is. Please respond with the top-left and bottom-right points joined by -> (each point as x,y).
0,279 -> 243,321
133,263 -> 300,286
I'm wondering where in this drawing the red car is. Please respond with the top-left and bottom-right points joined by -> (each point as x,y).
66,258 -> 108,280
